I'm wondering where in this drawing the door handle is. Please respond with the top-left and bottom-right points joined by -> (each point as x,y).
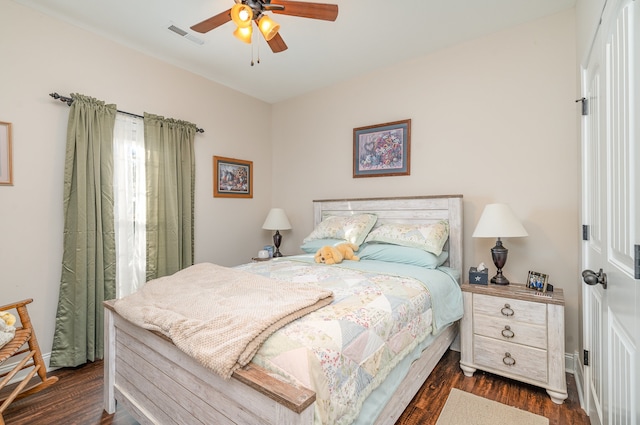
582,268 -> 607,289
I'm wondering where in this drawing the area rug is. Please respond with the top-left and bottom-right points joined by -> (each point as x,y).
436,388 -> 549,425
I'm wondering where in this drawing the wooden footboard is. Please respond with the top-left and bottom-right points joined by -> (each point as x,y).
103,301 -> 315,425
104,300 -> 457,425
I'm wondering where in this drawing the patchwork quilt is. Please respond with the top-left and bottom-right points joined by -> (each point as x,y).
235,256 -> 462,425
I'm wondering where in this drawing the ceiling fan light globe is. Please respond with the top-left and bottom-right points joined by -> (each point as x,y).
231,4 -> 253,28
233,25 -> 253,44
258,15 -> 280,41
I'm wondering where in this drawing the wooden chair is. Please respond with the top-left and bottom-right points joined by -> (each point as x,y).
0,299 -> 58,424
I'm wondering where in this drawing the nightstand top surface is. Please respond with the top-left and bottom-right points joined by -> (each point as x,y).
461,282 -> 564,306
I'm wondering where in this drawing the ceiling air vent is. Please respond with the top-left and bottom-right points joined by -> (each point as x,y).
168,24 -> 204,45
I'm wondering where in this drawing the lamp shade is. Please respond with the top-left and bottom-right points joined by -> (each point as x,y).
233,25 -> 253,44
472,204 -> 528,238
262,208 -> 292,230
231,4 -> 253,28
258,15 -> 280,41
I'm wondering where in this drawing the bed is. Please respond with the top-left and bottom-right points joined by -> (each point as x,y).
103,194 -> 464,425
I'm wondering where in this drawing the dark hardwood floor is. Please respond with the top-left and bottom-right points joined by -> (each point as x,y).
395,350 -> 589,425
2,349 -> 589,425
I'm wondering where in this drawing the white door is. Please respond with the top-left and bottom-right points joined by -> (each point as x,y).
581,0 -> 639,424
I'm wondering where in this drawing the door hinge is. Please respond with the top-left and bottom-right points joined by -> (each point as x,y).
584,349 -> 589,366
635,244 -> 640,279
576,97 -> 589,116
582,225 -> 589,241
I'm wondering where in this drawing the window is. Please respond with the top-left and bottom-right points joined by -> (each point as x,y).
113,113 -> 146,297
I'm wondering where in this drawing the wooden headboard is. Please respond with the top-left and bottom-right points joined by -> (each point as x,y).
312,195 -> 463,283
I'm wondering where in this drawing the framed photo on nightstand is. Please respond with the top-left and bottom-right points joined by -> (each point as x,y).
527,270 -> 548,292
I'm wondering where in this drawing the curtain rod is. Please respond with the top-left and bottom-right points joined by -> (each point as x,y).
49,93 -> 204,134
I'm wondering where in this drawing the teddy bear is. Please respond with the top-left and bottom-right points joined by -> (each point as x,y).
314,243 -> 360,265
0,311 -> 16,350
0,311 -> 16,327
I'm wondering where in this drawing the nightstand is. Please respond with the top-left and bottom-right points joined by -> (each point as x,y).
251,256 -> 288,262
459,282 -> 568,404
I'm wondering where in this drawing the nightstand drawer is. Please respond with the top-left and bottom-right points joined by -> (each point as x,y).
473,313 -> 547,349
474,335 -> 548,383
473,293 -> 546,325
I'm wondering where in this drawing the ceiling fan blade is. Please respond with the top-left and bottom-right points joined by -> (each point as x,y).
269,1 -> 338,21
267,33 -> 288,53
190,8 -> 232,33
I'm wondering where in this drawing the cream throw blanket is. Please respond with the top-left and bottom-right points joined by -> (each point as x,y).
114,263 -> 333,379
0,319 -> 16,350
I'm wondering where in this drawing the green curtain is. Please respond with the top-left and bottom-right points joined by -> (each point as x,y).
50,94 -> 117,367
144,113 -> 196,280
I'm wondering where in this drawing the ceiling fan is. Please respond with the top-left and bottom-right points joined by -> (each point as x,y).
190,0 -> 339,53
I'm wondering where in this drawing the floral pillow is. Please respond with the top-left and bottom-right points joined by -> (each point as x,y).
303,214 -> 377,246
364,220 -> 450,256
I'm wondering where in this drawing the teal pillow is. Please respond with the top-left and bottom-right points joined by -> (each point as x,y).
358,243 -> 448,268
300,238 -> 348,254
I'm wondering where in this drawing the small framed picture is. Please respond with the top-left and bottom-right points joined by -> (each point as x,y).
0,121 -> 13,186
353,119 -> 411,178
213,156 -> 253,198
527,270 -> 549,292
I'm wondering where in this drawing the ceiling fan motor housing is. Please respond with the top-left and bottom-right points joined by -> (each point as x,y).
243,0 -> 285,19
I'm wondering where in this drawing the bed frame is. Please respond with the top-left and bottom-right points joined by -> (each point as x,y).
104,195 -> 463,425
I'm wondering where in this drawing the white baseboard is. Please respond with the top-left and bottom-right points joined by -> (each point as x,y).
572,351 -> 586,410
450,332 -> 461,352
565,351 -> 587,411
565,351 -> 576,374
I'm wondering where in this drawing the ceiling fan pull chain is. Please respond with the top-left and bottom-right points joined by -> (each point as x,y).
251,38 -> 255,66
250,37 -> 261,66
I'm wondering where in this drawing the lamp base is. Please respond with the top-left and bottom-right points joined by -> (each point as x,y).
273,230 -> 283,257
491,273 -> 510,285
490,239 -> 510,285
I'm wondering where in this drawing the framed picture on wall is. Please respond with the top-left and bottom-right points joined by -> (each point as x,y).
353,119 -> 411,178
213,156 -> 253,198
0,121 -> 13,186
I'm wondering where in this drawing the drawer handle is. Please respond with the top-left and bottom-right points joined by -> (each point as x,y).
501,325 -> 515,339
503,352 -> 516,366
501,304 -> 514,317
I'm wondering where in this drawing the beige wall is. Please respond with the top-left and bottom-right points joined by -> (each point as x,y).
1,0 -> 582,367
271,10 -> 581,354
0,0 -> 273,363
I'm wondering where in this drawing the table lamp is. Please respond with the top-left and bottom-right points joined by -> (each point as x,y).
472,203 -> 528,285
262,208 -> 292,257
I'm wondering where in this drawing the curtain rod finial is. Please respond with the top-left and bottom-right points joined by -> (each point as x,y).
50,92 -> 73,105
